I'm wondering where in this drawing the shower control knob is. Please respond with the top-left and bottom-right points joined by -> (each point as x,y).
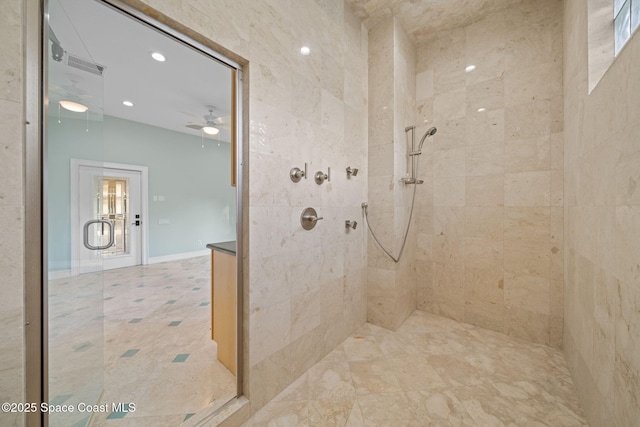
300,207 -> 323,230
290,163 -> 307,183
314,167 -> 331,185
345,220 -> 357,230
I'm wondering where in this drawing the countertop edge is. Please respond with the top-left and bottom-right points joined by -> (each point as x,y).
206,241 -> 236,256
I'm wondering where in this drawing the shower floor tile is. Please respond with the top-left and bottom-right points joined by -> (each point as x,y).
243,311 -> 587,427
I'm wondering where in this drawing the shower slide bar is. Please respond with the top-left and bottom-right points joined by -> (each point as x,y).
362,125 -> 437,263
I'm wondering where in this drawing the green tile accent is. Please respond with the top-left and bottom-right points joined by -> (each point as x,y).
184,413 -> 195,421
172,353 -> 189,363
134,298 -> 144,302
74,342 -> 93,352
166,299 -> 177,304
70,416 -> 91,426
103,296 -> 114,300
50,394 -> 72,406
121,349 -> 139,357
192,287 -> 201,290
199,302 -> 209,306
106,411 -> 128,419
129,318 -> 143,323
168,321 -> 181,326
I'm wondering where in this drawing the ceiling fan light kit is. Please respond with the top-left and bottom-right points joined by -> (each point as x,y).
202,126 -> 219,135
59,100 -> 89,113
185,106 -> 229,136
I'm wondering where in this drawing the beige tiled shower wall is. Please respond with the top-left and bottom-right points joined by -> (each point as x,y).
367,17 -> 417,331
367,19 -> 398,329
564,0 -> 640,425
413,0 -> 565,348
393,17 -> 418,330
0,0 -> 26,426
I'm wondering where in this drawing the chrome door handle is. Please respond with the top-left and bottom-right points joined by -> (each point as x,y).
83,219 -> 115,250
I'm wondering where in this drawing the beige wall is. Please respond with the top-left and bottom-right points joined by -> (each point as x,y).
564,0 -> 640,425
0,0 -> 26,426
4,0 -> 369,424
413,0 -> 565,348
366,17 -> 417,330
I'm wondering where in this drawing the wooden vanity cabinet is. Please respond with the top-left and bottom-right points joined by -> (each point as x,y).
208,242 -> 236,374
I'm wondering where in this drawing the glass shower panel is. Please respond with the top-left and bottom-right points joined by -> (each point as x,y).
44,0 -> 240,423
632,0 -> 640,32
46,0 -> 105,425
615,1 -> 631,55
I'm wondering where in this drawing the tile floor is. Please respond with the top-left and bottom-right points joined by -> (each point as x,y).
48,256 -> 236,426
243,311 -> 587,427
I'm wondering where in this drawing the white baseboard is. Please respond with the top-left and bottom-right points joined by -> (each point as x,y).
48,251 -> 208,278
48,269 -> 72,280
147,250 -> 210,265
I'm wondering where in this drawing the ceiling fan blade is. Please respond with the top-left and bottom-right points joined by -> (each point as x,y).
212,115 -> 231,125
185,123 -> 204,130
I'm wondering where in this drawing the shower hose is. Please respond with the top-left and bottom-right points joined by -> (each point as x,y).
362,160 -> 420,264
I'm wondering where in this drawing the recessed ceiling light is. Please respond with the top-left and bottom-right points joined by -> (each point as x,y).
59,100 -> 88,113
151,52 -> 166,62
477,107 -> 486,112
465,65 -> 476,73
300,46 -> 310,56
122,100 -> 134,107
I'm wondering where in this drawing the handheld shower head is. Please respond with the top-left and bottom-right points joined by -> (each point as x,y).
418,127 -> 437,151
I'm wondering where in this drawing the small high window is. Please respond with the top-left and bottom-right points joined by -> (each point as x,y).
614,0 -> 640,54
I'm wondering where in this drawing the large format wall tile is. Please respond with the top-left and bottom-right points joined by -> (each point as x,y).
365,17 -> 417,331
414,0 -> 564,348
0,1 -> 25,426
564,0 -> 640,425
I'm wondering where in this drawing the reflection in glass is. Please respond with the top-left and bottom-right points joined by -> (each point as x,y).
632,0 -> 640,32
47,0 -> 105,423
615,1 -> 631,55
46,0 -> 238,423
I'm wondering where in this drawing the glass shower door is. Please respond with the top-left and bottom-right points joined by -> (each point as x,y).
46,0 -> 106,425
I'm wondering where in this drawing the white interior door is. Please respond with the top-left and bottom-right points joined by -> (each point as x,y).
76,164 -> 142,273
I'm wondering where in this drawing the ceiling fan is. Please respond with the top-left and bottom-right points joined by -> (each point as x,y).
185,106 -> 229,135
